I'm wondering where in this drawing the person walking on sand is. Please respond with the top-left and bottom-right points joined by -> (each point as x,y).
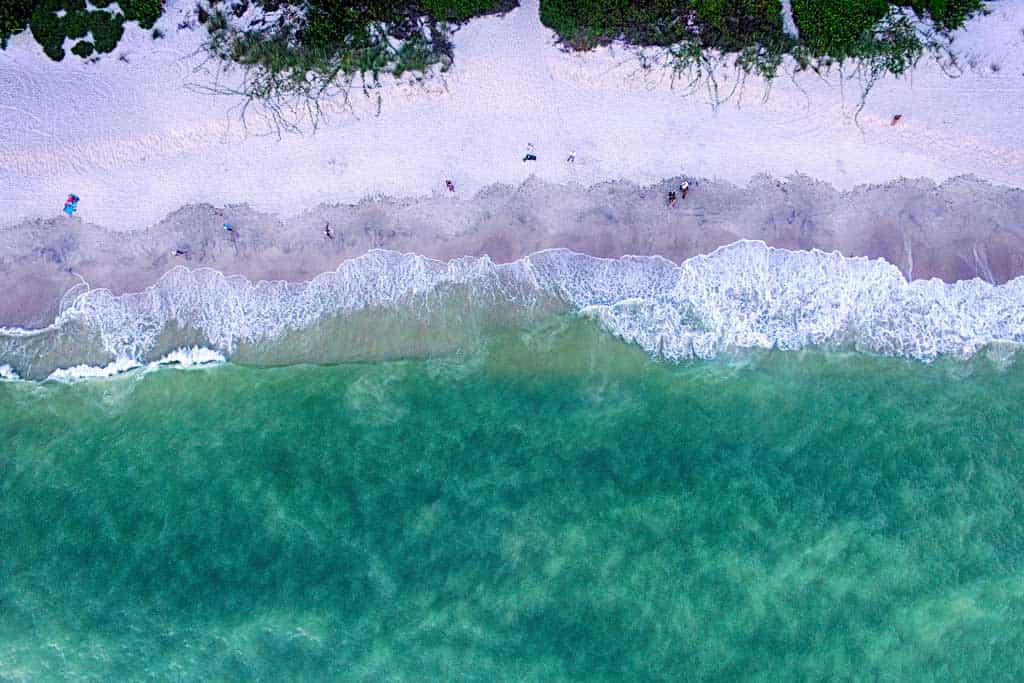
891,114 -> 903,126
445,179 -> 455,193
566,150 -> 576,164
324,222 -> 334,240
679,181 -> 689,200
667,191 -> 677,208
523,143 -> 537,162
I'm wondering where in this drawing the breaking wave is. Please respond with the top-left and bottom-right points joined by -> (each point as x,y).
2,240 -> 1023,378
43,348 -> 227,383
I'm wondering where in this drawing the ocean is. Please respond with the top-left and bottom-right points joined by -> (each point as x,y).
3,315 -> 1023,679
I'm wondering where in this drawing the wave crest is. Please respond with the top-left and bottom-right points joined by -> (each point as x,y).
6,241 -> 1024,375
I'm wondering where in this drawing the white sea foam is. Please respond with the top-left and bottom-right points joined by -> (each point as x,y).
0,364 -> 20,381
46,358 -> 144,383
20,241 -> 1024,366
155,347 -> 227,368
41,347 -> 226,383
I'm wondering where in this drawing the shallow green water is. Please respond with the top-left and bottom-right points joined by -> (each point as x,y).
2,321 -> 1023,680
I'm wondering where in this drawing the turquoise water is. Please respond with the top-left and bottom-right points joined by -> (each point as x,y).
2,319 -> 1023,680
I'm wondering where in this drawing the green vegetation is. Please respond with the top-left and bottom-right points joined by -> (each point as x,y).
68,37 -> 91,56
540,0 -> 985,82
199,0 -> 517,132
120,0 -> 162,29
89,6 -> 124,53
790,0 -> 889,61
0,0 -> 34,48
422,0 -> 516,22
1,0 -> 160,59
209,0 -> 517,78
540,0 -> 788,52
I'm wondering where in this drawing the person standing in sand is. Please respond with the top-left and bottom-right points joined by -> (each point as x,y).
679,181 -> 689,200
567,150 -> 576,163
523,143 -> 537,162
324,223 -> 334,240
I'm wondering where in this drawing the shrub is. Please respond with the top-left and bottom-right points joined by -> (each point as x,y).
62,7 -> 90,39
899,0 -> 983,28
539,0 -> 788,52
0,0 -> 36,48
791,0 -> 890,60
28,0 -> 65,60
70,38 -> 92,56
541,0 -> 983,78
121,0 -> 162,29
89,7 -> 123,53
4,0 -> 165,59
420,0 -> 517,22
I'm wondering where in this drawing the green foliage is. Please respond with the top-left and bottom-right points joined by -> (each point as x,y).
541,0 -> 984,83
3,0 -> 162,59
539,0 -> 789,51
214,0 -> 519,89
0,0 -> 36,48
790,0 -> 981,74
62,7 -> 89,39
28,0 -> 65,60
420,0 -> 517,22
89,7 -> 123,53
791,0 -> 889,60
899,0 -> 983,28
121,0 -> 162,29
69,37 -> 92,56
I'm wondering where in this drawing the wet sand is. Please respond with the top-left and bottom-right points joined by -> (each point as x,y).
3,173 -> 1023,329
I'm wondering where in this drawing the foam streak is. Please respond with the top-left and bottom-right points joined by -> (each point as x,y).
9,241 -> 1024,372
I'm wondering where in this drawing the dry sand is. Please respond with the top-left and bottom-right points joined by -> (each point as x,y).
2,0 -> 1023,231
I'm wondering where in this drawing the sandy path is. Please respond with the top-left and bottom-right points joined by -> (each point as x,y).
1,0 -> 1023,231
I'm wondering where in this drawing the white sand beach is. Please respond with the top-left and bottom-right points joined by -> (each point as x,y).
2,0 -> 1023,232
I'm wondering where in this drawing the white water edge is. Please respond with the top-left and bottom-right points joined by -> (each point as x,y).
3,241 -> 1020,379
43,348 -> 227,383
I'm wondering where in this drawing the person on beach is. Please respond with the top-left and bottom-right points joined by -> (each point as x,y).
667,191 -> 677,208
324,223 -> 334,240
567,150 -> 576,163
523,143 -> 537,162
63,194 -> 80,216
446,179 -> 455,193
891,114 -> 903,126
679,181 -> 689,200
223,222 -> 233,233
171,248 -> 188,257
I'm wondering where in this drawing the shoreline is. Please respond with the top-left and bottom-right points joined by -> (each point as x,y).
2,235 -> 1023,380
3,173 -> 1023,329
